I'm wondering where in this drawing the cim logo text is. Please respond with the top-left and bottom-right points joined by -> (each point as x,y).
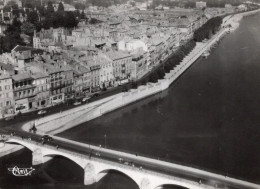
8,166 -> 35,176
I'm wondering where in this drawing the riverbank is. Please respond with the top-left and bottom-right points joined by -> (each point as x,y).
1,8 -> 260,159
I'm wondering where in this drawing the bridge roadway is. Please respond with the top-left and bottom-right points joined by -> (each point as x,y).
2,130 -> 260,189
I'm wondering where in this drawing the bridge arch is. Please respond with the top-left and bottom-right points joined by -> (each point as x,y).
97,168 -> 140,188
6,139 -> 37,152
43,152 -> 86,169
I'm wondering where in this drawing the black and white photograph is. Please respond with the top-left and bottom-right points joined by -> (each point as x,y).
0,0 -> 260,188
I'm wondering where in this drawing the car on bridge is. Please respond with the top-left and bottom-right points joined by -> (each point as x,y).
118,158 -> 123,162
95,152 -> 101,156
41,135 -> 53,142
10,131 -> 16,136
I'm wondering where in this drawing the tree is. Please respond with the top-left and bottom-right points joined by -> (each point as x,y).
193,16 -> 223,42
21,22 -> 36,36
0,36 -> 4,54
80,10 -> 85,19
57,2 -> 64,12
27,11 -> 39,25
164,62 -> 172,73
132,82 -> 138,89
64,11 -> 78,28
157,67 -> 165,79
74,3 -> 85,10
47,1 -> 54,13
130,1 -> 135,7
5,20 -> 21,34
149,72 -> 159,83
1,32 -> 25,52
3,1 -> 18,12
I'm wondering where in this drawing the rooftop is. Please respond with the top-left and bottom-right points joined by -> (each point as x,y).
105,50 -> 131,61
12,72 -> 32,81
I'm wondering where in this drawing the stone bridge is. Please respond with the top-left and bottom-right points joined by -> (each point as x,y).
6,137 -> 215,189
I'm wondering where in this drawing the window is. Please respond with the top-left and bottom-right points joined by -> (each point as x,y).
0,86 -> 2,91
5,85 -> 9,90
6,101 -> 10,106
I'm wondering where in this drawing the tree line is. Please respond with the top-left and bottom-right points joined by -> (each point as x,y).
147,40 -> 196,83
0,1 -> 84,53
127,40 -> 196,89
193,17 -> 223,42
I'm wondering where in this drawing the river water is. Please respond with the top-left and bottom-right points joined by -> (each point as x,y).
1,13 -> 260,189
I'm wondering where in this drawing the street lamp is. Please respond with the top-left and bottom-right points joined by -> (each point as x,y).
104,134 -> 107,148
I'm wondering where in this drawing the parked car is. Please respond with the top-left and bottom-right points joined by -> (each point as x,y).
41,135 -> 53,142
122,87 -> 128,92
5,115 -> 15,121
95,152 -> 101,156
73,101 -> 81,106
91,93 -> 99,98
82,97 -> 90,102
38,110 -> 47,115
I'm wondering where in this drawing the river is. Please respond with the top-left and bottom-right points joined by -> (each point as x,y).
1,12 -> 260,189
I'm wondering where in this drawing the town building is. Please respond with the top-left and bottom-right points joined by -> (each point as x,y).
105,51 -> 133,83
0,70 -> 14,118
196,1 -> 207,9
12,72 -> 36,113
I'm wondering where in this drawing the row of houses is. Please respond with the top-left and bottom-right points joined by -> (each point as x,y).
0,44 -> 149,118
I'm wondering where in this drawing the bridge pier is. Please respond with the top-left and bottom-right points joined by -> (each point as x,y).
32,148 -> 52,165
140,178 -> 151,189
84,163 -> 96,185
